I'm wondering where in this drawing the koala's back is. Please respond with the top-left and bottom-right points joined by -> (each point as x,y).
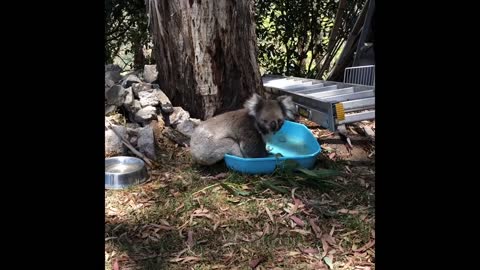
190,108 -> 266,165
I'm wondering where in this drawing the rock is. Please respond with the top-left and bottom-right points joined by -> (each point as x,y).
132,100 -> 143,111
162,127 -> 190,146
155,89 -> 174,114
176,119 -> 199,137
129,136 -> 138,147
134,106 -> 158,123
138,91 -> 160,107
105,71 -> 122,84
137,126 -> 156,160
105,85 -> 126,106
143,64 -> 158,83
169,107 -> 190,126
123,87 -> 134,106
132,82 -> 154,97
105,125 -> 127,156
105,79 -> 115,88
126,122 -> 141,130
105,105 -> 117,116
121,74 -> 142,88
105,64 -> 122,73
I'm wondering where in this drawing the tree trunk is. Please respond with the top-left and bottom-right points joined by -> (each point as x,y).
145,0 -> 263,120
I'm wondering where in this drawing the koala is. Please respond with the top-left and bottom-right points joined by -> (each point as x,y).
189,93 -> 295,165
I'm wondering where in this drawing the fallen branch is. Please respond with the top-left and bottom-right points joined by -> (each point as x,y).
105,119 -> 159,168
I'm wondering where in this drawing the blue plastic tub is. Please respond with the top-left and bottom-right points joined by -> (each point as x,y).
224,120 -> 321,174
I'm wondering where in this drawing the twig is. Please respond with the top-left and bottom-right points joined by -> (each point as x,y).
105,119 -> 158,168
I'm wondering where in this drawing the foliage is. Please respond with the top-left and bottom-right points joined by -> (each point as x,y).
105,0 -> 151,69
255,0 -> 366,79
104,0 -> 367,78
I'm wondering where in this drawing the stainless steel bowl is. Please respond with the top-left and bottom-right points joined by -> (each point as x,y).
105,156 -> 149,190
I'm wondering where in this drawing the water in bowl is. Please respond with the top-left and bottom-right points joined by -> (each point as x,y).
267,132 -> 310,157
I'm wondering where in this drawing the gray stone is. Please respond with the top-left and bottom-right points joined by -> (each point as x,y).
127,100 -> 142,114
139,91 -> 160,107
105,85 -> 126,106
105,79 -> 115,88
169,107 -> 190,126
137,126 -> 156,160
105,64 -> 122,73
105,71 -> 122,84
143,65 -> 158,83
122,74 -> 141,88
132,82 -> 154,97
105,125 -> 127,156
129,136 -> 138,147
134,106 -> 158,123
176,119 -> 199,137
105,105 -> 117,116
155,89 -> 174,114
123,87 -> 134,106
126,122 -> 141,130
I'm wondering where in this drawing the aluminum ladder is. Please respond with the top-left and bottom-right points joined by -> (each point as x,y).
262,65 -> 375,132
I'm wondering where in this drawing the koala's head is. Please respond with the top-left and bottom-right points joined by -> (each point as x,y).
244,93 -> 295,134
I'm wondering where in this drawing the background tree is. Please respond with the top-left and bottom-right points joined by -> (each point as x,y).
105,0 -> 152,70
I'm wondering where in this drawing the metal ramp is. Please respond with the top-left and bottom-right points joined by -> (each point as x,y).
262,67 -> 375,132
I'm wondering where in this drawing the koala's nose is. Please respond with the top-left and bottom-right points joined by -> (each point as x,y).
270,121 -> 277,131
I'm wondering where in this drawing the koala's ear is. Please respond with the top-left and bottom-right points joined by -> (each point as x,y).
244,93 -> 264,117
277,95 -> 295,120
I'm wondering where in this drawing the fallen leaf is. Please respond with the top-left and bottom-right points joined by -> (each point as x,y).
113,259 -> 119,270
187,230 -> 194,248
174,203 -> 185,213
328,152 -> 336,159
300,248 -> 319,254
290,215 -> 305,227
213,221 -> 220,231
309,219 -> 322,239
353,240 -> 375,252
287,251 -> 301,256
213,173 -> 228,180
169,256 -> 202,263
340,230 -> 357,237
151,224 -> 174,230
321,238 -> 329,257
181,256 -> 202,263
249,256 -> 266,269
329,226 -> 335,237
159,219 -> 170,226
290,229 -> 311,236
323,256 -> 333,269
264,206 -> 274,223
322,233 -> 336,245
337,209 -> 359,214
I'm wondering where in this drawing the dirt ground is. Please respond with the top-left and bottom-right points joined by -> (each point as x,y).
105,118 -> 375,270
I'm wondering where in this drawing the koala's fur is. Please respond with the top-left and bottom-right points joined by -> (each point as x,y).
190,93 -> 295,165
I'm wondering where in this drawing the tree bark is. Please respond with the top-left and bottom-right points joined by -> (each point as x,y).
146,0 -> 263,120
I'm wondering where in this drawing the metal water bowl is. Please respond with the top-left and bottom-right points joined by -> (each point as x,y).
105,156 -> 149,190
